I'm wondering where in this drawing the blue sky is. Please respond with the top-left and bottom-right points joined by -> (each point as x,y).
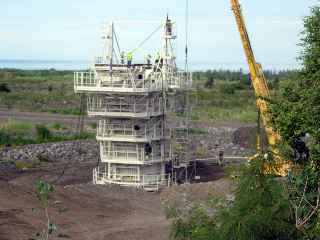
1,0 -> 318,70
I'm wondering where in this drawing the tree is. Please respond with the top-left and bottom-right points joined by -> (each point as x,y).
204,76 -> 214,88
168,156 -> 299,240
35,180 -> 56,240
269,4 -> 320,236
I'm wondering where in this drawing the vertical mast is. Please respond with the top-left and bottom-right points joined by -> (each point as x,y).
110,22 -> 114,67
105,22 -> 114,71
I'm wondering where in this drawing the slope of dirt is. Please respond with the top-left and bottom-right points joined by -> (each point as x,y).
0,113 -> 253,240
0,162 -> 169,240
0,157 -> 235,240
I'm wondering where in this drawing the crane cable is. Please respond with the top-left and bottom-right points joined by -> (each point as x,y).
131,24 -> 163,54
185,0 -> 189,72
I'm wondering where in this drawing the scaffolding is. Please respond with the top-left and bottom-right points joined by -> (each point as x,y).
74,17 -> 192,191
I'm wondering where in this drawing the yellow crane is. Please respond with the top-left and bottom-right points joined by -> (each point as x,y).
230,0 -> 289,174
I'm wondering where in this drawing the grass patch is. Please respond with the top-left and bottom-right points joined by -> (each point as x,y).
191,89 -> 257,123
2,119 -> 33,133
0,120 -> 94,147
15,160 -> 40,169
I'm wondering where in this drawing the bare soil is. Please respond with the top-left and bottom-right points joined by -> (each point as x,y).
0,110 -> 249,240
0,157 -> 230,240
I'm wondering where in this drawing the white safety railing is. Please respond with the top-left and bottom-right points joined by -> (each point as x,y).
74,71 -> 192,92
93,166 -> 171,190
167,72 -> 193,89
74,71 -> 164,91
101,149 -> 163,163
97,122 -> 165,140
87,97 -> 165,116
74,72 -> 96,88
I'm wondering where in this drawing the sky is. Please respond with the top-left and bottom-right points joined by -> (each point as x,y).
1,0 -> 319,70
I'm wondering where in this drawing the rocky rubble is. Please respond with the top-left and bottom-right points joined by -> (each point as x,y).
0,125 -> 256,164
190,126 -> 256,159
0,140 -> 99,163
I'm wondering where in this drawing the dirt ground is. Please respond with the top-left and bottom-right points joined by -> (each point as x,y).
0,158 -> 230,240
0,110 -> 248,240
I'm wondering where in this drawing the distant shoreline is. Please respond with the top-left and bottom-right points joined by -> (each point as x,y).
0,59 -> 300,72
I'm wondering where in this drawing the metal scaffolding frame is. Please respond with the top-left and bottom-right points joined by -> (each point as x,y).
74,17 -> 192,191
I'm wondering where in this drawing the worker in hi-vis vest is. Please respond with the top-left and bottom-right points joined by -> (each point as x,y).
120,51 -> 125,64
127,52 -> 133,67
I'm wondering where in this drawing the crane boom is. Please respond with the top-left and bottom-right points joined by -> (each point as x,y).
230,0 -> 279,146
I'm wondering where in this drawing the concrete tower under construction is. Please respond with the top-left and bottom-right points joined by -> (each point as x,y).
74,17 -> 192,190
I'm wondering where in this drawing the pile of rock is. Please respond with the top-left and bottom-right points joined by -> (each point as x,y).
0,140 -> 99,163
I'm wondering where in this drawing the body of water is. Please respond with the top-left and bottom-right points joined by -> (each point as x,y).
0,59 -> 300,71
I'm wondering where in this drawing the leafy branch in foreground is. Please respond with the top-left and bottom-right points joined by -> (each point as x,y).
269,4 -> 320,237
168,155 -> 299,240
35,180 -> 56,240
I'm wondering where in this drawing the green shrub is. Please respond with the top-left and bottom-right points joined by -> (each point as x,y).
219,83 -> 236,95
0,83 -> 11,92
51,122 -> 64,130
168,155 -> 299,240
89,122 -> 97,130
35,124 -> 51,142
0,130 -> 11,145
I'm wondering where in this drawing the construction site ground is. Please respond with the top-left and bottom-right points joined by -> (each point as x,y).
0,159 -> 230,240
0,110 -> 253,240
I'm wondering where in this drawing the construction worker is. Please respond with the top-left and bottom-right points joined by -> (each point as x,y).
127,52 -> 133,67
145,54 -> 152,65
155,52 -> 160,65
120,51 -> 125,64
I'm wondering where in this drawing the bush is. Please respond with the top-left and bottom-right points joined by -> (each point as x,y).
51,122 -> 63,130
0,83 -> 11,92
204,77 -> 214,88
0,130 -> 11,146
89,122 -> 97,130
168,155 -> 299,240
219,83 -> 236,95
35,124 -> 51,142
218,156 -> 296,240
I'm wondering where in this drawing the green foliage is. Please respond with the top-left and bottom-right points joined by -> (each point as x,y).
192,88 -> 257,123
0,69 -> 78,114
0,120 -> 35,146
4,119 -> 33,133
268,4 -> 320,236
270,5 -> 320,165
35,125 -> 51,142
0,83 -> 11,92
193,69 -> 297,88
35,180 -> 54,206
89,122 -> 97,130
218,156 -> 296,240
191,69 -> 298,123
168,156 -> 298,240
35,180 -> 56,239
204,76 -> 214,88
219,83 -> 236,94
50,122 -> 64,130
170,205 -> 220,240
0,120 -> 93,147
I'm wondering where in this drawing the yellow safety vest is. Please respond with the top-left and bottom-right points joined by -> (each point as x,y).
127,52 -> 133,61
